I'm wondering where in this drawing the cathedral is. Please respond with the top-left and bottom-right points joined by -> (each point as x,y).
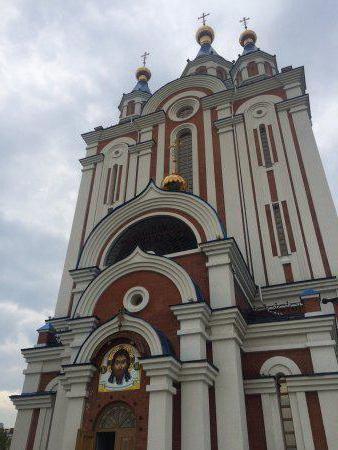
10,15 -> 338,450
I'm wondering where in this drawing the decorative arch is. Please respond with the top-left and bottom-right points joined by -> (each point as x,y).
236,94 -> 284,115
96,402 -> 136,430
77,181 -> 225,268
260,356 -> 301,376
142,75 -> 226,115
74,247 -> 199,317
75,313 -> 164,363
45,377 -> 59,392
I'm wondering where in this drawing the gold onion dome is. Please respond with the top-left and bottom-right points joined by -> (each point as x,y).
196,25 -> 215,45
161,173 -> 187,192
239,29 -> 257,47
135,66 -> 151,82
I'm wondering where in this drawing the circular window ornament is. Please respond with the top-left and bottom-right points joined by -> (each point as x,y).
168,97 -> 200,122
123,287 -> 149,313
252,105 -> 268,118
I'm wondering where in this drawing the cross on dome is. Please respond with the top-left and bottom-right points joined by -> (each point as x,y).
198,12 -> 210,26
239,16 -> 250,29
141,51 -> 150,67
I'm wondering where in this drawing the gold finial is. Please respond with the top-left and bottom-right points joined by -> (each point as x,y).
196,11 -> 214,46
239,18 -> 257,47
161,139 -> 187,192
135,51 -> 151,82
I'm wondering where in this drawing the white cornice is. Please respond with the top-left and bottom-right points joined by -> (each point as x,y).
133,111 -> 166,129
128,139 -> 155,154
22,346 -> 64,364
275,94 -> 309,112
213,114 -> 244,130
10,393 -> 55,410
79,154 -> 104,168
245,314 -> 336,343
200,239 -> 256,304
69,266 -> 100,284
61,363 -> 97,393
286,373 -> 338,392
244,377 -> 276,395
179,360 -> 218,385
82,122 -> 135,146
256,277 -> 338,306
210,307 -> 247,344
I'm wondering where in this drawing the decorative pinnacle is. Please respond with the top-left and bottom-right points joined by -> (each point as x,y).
198,12 -> 210,26
239,16 -> 250,29
141,51 -> 150,67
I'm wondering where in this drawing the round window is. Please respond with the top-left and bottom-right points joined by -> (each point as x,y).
177,105 -> 194,119
123,287 -> 149,312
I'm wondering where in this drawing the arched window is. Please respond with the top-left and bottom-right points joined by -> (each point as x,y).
236,71 -> 243,85
103,145 -> 129,207
216,66 -> 227,80
126,100 -> 135,116
105,215 -> 198,265
259,124 -> 272,167
264,61 -> 273,76
247,61 -> 258,77
195,66 -> 207,74
177,129 -> 193,191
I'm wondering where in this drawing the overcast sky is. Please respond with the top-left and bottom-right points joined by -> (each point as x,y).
0,0 -> 337,427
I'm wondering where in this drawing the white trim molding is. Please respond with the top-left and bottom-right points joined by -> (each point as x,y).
75,313 -> 164,363
74,247 -> 198,317
78,182 -> 224,268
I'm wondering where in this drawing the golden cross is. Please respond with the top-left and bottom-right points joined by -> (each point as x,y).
141,51 -> 150,66
198,12 -> 210,26
240,16 -> 250,29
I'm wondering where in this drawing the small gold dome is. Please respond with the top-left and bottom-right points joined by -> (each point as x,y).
239,29 -> 257,47
196,25 -> 215,45
161,173 -> 187,192
136,66 -> 151,82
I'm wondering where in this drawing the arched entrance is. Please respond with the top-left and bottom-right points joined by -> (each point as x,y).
76,402 -> 136,450
95,402 -> 136,450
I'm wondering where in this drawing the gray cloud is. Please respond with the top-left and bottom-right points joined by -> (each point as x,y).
0,0 -> 337,426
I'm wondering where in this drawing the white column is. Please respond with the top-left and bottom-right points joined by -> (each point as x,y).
10,394 -> 55,450
55,155 -> 102,316
211,308 -> 249,450
200,240 -> 236,308
59,364 -> 96,450
136,145 -> 153,193
140,357 -> 180,450
180,361 -> 218,450
306,327 -> 338,449
171,302 -> 210,361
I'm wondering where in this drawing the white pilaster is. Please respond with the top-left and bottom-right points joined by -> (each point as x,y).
211,308 -> 249,450
180,361 -> 218,450
141,357 -> 180,450
59,364 -> 96,450
171,302 -> 210,361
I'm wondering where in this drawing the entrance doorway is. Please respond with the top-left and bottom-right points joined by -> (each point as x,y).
76,402 -> 136,450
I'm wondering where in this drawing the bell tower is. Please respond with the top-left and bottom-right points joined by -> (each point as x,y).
10,16 -> 338,450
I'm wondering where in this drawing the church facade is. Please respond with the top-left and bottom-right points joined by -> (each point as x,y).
10,19 -> 338,450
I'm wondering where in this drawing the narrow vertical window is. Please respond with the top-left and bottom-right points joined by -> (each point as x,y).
278,376 -> 297,450
247,61 -> 258,76
264,61 -> 273,76
236,71 -> 243,84
104,168 -> 111,204
177,130 -> 193,192
109,164 -> 118,204
272,203 -> 288,256
216,66 -> 227,80
126,101 -> 135,116
259,124 -> 272,167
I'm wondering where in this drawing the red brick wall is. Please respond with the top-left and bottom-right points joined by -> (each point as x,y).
93,270 -> 181,355
242,348 -> 313,378
306,392 -> 328,449
245,394 -> 267,450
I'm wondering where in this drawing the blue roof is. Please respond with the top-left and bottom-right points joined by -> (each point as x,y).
132,80 -> 151,94
242,42 -> 258,55
300,289 -> 320,297
196,43 -> 219,59
37,322 -> 56,333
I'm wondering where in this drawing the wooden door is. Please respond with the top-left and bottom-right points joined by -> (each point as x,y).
115,428 -> 135,450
